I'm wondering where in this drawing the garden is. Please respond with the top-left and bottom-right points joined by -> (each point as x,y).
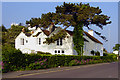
1,45 -> 118,73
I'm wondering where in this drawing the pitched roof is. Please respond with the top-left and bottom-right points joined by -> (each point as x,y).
83,31 -> 103,44
65,30 -> 102,44
33,32 -> 42,37
65,30 -> 73,36
42,30 -> 50,36
25,33 -> 31,37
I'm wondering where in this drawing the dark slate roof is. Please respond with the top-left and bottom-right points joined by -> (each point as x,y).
25,33 -> 31,37
84,38 -> 89,42
36,32 -> 41,36
33,32 -> 42,37
65,30 -> 73,36
42,30 -> 50,36
83,31 -> 103,44
65,30 -> 102,44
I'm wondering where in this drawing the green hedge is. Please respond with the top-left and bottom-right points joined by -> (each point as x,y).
2,46 -> 118,73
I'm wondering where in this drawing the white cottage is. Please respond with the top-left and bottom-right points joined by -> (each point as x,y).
15,24 -> 103,56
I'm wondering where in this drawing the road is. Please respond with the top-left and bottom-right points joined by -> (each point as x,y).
3,62 -> 118,78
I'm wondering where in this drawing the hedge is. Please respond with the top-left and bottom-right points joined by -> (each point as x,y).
2,45 -> 118,73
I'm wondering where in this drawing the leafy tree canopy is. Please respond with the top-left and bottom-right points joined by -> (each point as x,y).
26,2 -> 111,55
26,2 -> 111,41
1,25 -> 28,46
113,44 -> 120,51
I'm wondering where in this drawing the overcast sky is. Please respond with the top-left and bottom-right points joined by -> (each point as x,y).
2,2 -> 118,52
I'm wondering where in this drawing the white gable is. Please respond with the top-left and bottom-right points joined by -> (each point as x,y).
32,27 -> 42,36
15,32 -> 27,40
15,25 -> 103,56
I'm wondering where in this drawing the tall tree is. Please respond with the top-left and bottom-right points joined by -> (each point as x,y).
26,2 -> 111,55
113,44 -> 120,51
1,25 -> 28,46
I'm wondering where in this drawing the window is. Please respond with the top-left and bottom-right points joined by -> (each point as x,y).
57,39 -> 59,45
60,38 -> 62,45
55,50 -> 57,53
58,50 -> 60,53
21,38 -> 24,45
26,40 -> 28,43
57,38 -> 62,46
39,38 -> 41,45
62,50 -> 64,53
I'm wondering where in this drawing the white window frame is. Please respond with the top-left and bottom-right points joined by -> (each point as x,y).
39,38 -> 41,45
20,38 -> 24,45
56,38 -> 62,46
37,38 -> 41,45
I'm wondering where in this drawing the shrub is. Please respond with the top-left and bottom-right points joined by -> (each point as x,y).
2,45 -> 24,72
103,53 -> 108,56
37,51 -> 51,55
28,59 -> 48,70
2,49 -> 117,73
69,59 -> 81,66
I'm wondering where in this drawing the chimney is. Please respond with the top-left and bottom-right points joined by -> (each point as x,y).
49,23 -> 55,33
22,28 -> 25,33
88,30 -> 93,36
31,31 -> 34,34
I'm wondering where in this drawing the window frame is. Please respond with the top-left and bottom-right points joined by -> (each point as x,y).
56,38 -> 63,46
20,38 -> 24,45
62,50 -> 64,53
58,50 -> 60,53
38,38 -> 41,45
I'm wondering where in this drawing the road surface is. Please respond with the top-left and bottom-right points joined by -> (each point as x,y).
3,62 -> 118,78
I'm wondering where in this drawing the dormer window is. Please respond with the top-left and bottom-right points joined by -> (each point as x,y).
21,38 -> 24,45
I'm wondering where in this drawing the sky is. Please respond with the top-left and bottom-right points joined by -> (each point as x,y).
2,2 -> 118,52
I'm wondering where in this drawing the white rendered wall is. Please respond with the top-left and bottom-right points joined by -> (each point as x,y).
15,29 -> 103,56
15,31 -> 74,55
83,35 -> 103,56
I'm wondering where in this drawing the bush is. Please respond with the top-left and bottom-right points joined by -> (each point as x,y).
2,45 -> 24,72
28,59 -> 48,70
37,51 -> 51,55
103,53 -> 108,56
69,59 -> 81,66
2,48 -> 118,73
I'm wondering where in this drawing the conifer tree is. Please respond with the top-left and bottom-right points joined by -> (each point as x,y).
26,2 -> 111,55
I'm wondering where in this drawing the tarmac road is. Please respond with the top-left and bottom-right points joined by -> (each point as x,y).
3,62 -> 118,78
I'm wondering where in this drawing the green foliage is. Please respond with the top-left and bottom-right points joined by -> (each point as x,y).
44,30 -> 67,44
2,51 -> 117,73
2,44 -> 24,72
113,44 -> 120,51
28,59 -> 48,70
26,2 -> 111,55
69,59 -> 104,66
1,25 -> 7,32
37,51 -> 51,55
2,25 -> 29,46
103,53 -> 108,56
73,23 -> 84,55
69,59 -> 81,66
